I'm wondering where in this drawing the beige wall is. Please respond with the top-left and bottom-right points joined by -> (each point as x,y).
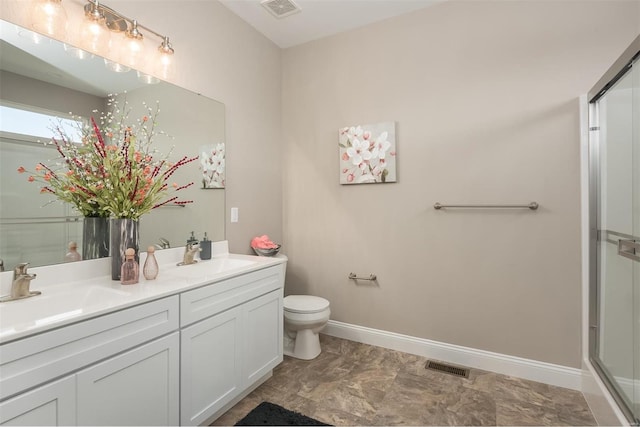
1,0 -> 283,255
281,0 -> 639,368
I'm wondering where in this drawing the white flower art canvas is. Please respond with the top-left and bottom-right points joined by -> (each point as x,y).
200,143 -> 225,188
339,122 -> 397,184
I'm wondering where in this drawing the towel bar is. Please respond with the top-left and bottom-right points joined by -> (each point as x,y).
434,202 -> 539,210
348,272 -> 377,281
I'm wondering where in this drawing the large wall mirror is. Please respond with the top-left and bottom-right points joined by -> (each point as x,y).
0,20 -> 226,269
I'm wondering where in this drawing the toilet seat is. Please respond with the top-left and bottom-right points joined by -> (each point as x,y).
284,295 -> 330,314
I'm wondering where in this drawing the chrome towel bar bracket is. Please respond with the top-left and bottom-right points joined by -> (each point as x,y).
434,202 -> 539,210
348,272 -> 377,281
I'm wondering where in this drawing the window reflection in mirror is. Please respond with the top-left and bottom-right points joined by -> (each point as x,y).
0,20 -> 226,269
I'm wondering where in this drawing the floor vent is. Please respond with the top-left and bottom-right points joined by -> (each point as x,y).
425,360 -> 470,378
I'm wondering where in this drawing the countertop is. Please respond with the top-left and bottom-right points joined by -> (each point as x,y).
0,242 -> 286,344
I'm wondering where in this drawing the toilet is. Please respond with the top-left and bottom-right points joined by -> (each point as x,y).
283,295 -> 331,360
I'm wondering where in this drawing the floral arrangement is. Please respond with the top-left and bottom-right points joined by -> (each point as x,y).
338,123 -> 396,184
200,143 -> 225,188
18,96 -> 197,220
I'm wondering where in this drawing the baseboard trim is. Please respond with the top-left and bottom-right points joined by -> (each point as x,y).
324,320 -> 582,390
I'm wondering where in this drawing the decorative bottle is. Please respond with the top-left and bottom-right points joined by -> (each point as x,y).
143,245 -> 159,280
64,241 -> 82,262
200,232 -> 212,260
120,247 -> 139,285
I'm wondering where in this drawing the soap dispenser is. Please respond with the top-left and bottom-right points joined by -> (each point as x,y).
121,248 -> 139,285
200,232 -> 212,260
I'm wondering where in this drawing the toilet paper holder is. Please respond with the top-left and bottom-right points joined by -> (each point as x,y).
348,272 -> 377,281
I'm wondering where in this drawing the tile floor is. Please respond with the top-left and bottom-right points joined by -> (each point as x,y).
212,335 -> 597,426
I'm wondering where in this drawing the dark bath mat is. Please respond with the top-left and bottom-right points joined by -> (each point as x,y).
235,401 -> 331,426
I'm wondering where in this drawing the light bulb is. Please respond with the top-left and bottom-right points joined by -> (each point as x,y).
64,43 -> 93,60
137,71 -> 160,85
79,6 -> 110,54
31,0 -> 68,39
156,37 -> 175,80
104,58 -> 131,73
80,21 -> 110,54
120,20 -> 145,69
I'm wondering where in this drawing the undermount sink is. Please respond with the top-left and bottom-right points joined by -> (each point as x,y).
0,285 -> 133,336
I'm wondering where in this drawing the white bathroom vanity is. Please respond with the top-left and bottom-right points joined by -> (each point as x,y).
0,243 -> 286,426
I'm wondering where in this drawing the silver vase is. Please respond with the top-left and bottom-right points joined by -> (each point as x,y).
110,218 -> 139,281
82,217 -> 110,260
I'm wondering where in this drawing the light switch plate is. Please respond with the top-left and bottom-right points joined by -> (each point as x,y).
231,207 -> 239,223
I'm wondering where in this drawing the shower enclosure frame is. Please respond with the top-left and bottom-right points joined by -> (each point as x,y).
588,35 -> 640,426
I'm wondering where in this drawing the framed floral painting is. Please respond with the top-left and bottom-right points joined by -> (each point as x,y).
200,143 -> 225,189
339,121 -> 396,184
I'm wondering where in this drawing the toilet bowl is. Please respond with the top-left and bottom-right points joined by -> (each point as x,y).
283,295 -> 330,360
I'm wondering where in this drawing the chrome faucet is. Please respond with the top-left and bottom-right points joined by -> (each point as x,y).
11,263 -> 38,298
157,237 -> 171,249
178,242 -> 201,266
0,263 -> 40,303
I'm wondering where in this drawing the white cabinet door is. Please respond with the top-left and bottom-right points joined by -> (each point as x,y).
0,376 -> 75,426
76,332 -> 179,426
180,306 -> 242,426
243,289 -> 283,385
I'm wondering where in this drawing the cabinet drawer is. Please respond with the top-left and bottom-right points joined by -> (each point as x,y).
180,266 -> 283,327
0,296 -> 178,401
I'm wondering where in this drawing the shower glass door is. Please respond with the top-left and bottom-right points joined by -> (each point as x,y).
590,54 -> 639,423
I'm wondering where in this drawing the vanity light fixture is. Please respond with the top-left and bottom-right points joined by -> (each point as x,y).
30,0 -> 68,39
79,0 -> 176,78
31,0 -> 176,80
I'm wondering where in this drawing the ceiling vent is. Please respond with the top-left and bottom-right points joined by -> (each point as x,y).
260,0 -> 302,19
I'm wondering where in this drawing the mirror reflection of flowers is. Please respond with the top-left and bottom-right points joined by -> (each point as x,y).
200,143 -> 225,188
339,125 -> 394,183
17,95 -> 198,219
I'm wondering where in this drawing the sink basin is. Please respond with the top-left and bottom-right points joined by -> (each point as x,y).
0,285 -> 132,337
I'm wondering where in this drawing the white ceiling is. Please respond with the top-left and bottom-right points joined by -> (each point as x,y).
218,0 -> 444,49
